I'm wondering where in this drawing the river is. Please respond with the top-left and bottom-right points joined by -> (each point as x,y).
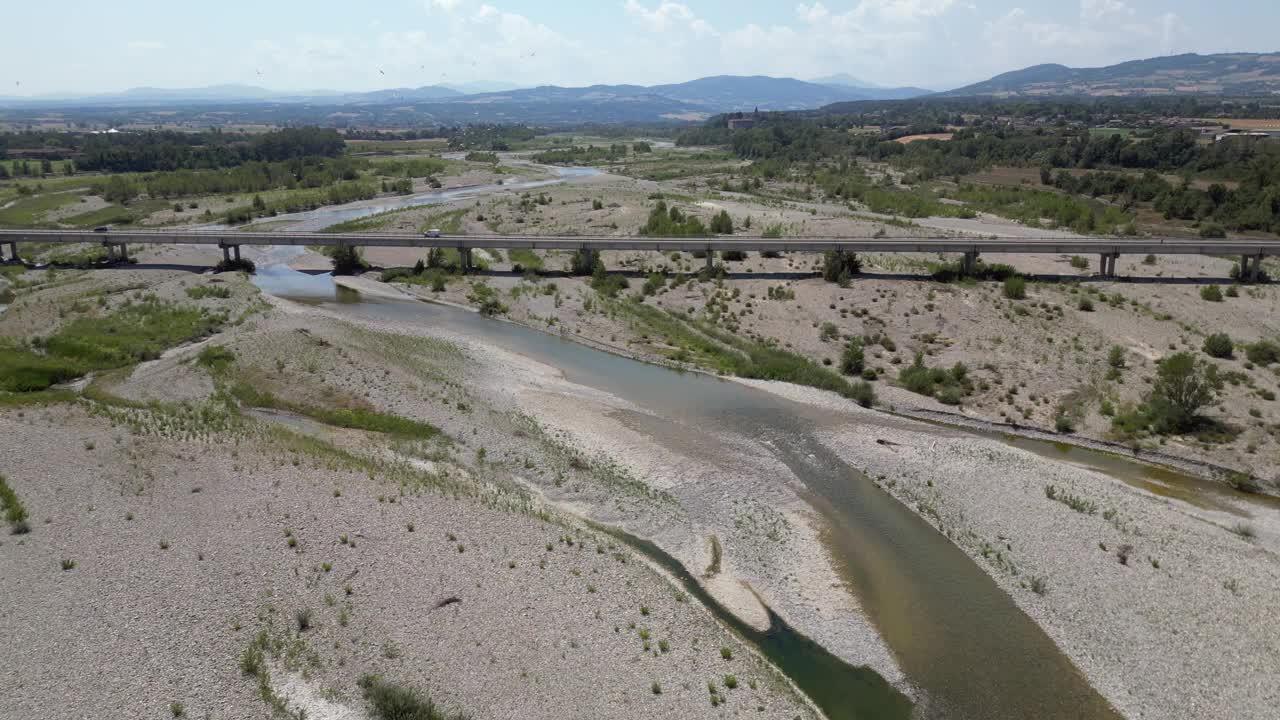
252,266 -> 1148,719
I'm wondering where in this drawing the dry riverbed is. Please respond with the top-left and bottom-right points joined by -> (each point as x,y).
0,267 -> 820,720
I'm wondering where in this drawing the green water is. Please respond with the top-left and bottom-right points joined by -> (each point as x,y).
607,528 -> 912,720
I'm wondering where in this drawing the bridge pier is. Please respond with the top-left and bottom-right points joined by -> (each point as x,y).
117,243 -> 128,262
705,247 -> 714,273
1098,253 -> 1119,278
2,241 -> 16,264
961,250 -> 979,277
459,247 -> 473,274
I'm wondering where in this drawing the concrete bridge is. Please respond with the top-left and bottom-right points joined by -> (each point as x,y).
0,229 -> 1275,280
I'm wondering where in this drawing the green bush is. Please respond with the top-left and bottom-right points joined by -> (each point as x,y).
1077,297 -> 1094,312
1199,223 -> 1226,239
569,249 -> 600,276
1003,276 -> 1026,300
821,250 -> 861,285
1200,284 -> 1223,302
1202,333 -> 1234,359
1245,340 -> 1280,366
358,674 -> 466,720
1146,352 -> 1220,434
330,244 -> 367,276
1069,255 -> 1089,270
840,342 -> 865,375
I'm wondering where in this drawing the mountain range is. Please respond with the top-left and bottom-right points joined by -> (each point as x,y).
943,52 -> 1280,98
0,75 -> 927,113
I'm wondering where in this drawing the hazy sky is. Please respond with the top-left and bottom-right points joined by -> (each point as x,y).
3,0 -> 1274,95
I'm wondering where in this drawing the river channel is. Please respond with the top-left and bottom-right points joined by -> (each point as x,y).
252,266 -> 1151,720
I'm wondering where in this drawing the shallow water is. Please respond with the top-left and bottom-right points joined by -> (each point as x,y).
253,267 -> 1144,718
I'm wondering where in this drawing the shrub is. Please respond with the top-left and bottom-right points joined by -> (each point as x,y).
1200,284 -> 1224,302
569,249 -> 600,276
819,322 -> 840,342
1108,345 -> 1127,369
1077,297 -> 1094,312
330,244 -> 367,276
358,674 -> 462,720
721,249 -> 746,262
214,257 -> 256,273
1203,333 -> 1234,359
1028,576 -> 1048,595
196,345 -> 236,371
1069,255 -> 1088,270
821,250 -> 861,285
295,608 -> 313,632
840,342 -> 865,376
1199,223 -> 1226,239
720,647 -> 733,660
850,381 -> 875,408
1003,276 -> 1026,300
1245,341 -> 1280,366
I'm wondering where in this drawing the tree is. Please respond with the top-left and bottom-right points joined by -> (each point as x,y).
710,210 -> 734,235
426,247 -> 445,269
412,258 -> 426,275
822,250 -> 861,285
330,243 -> 365,275
569,248 -> 599,276
1202,333 -> 1234,359
1147,352 -> 1219,434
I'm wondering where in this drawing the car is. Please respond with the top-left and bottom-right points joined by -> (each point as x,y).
92,226 -> 110,233
423,229 -> 441,238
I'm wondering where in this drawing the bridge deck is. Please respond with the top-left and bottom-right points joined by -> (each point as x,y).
0,228 -> 1277,256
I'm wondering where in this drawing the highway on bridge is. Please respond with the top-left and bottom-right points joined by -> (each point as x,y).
0,228 -> 1276,278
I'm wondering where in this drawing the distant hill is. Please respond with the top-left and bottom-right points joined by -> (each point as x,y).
944,52 -> 1280,97
0,75 -> 910,124
810,74 -> 932,100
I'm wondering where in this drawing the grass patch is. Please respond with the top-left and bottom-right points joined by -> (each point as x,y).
230,381 -> 439,438
613,301 -> 874,405
0,299 -> 222,391
0,472 -> 30,534
420,208 -> 468,235
358,674 -> 468,720
507,249 -> 544,272
1044,484 -> 1098,514
186,285 -> 232,300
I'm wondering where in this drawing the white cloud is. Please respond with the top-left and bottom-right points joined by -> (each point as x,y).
126,40 -> 166,51
429,0 -> 463,11
623,1 -> 704,33
1080,0 -> 1134,23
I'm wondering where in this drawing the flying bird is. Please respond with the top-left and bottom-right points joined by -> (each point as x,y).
379,69 -> 385,75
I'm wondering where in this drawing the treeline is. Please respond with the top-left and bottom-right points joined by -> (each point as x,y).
89,156 -> 363,201
530,144 -> 630,165
77,127 -> 345,172
0,127 -> 345,171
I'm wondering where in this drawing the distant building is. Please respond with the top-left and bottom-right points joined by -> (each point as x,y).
727,108 -> 762,130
